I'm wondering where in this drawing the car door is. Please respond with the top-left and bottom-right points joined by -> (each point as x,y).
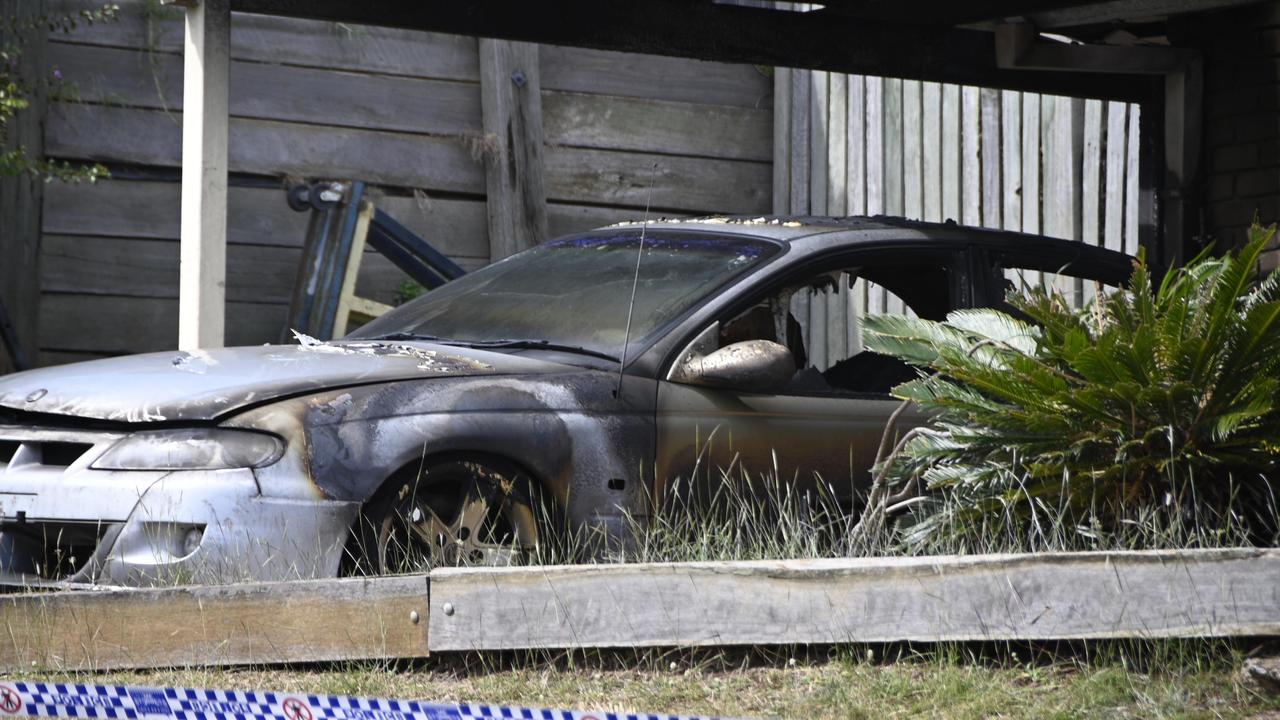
654,245 -> 968,508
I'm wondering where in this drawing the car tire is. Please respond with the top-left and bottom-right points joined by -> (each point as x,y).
344,458 -> 542,575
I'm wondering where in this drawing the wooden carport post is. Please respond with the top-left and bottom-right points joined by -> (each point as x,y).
173,0 -> 229,350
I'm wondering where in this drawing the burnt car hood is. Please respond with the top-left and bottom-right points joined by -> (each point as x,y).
0,341 -> 562,423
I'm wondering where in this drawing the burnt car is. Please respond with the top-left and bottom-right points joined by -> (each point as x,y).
0,216 -> 1132,586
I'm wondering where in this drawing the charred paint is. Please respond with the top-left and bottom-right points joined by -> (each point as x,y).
290,370 -> 656,534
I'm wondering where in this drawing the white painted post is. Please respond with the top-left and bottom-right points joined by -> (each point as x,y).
177,0 -> 230,350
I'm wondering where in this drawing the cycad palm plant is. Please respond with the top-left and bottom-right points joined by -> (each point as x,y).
864,223 -> 1280,547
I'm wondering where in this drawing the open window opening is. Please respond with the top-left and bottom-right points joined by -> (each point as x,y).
994,251 -> 1124,312
709,256 -> 953,397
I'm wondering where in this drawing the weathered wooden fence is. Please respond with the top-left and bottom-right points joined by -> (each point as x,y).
775,72 -> 1142,248
36,0 -> 773,364
775,70 -> 1144,367
3,549 -> 1276,670
32,2 -> 1148,367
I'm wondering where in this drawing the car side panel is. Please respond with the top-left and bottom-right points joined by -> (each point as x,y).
654,381 -> 928,507
230,372 -> 657,548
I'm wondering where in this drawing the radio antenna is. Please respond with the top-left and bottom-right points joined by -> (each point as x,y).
615,162 -> 659,399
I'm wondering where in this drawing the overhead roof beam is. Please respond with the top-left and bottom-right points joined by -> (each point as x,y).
1028,0 -> 1263,29
810,0 -> 1101,25
231,0 -> 1148,101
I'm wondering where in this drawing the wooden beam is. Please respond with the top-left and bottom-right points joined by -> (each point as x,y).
479,39 -> 547,261
1,575 -> 428,671
178,0 -> 230,350
428,549 -> 1280,650
995,22 -> 1194,75
3,549 -> 1280,671
1029,0 -> 1265,29
1160,56 -> 1203,265
813,0 -> 1097,25
0,0 -> 46,373
229,0 -> 1148,102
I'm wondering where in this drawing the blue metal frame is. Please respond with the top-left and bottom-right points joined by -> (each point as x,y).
285,182 -> 468,341
365,208 -> 466,288
316,181 -> 366,339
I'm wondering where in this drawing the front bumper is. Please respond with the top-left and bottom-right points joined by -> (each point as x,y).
0,425 -> 358,587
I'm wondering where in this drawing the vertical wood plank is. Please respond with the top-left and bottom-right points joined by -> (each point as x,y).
847,75 -> 867,216
179,0 -> 231,350
921,81 -> 942,222
1021,93 -> 1042,235
902,80 -> 923,220
867,278 -> 886,316
773,67 -> 792,214
789,69 -> 811,215
481,40 -> 548,261
1125,103 -> 1142,257
885,289 -> 905,316
1043,96 -> 1085,303
1001,90 -> 1021,232
0,0 -> 45,371
1081,99 -> 1103,304
1038,94 -> 1062,301
808,289 -> 828,370
847,277 -> 864,355
830,275 -> 849,362
979,87 -> 1002,230
827,73 -> 848,216
961,86 -> 981,227
941,84 -> 961,224
790,292 -> 811,357
882,78 -> 904,216
809,71 -> 829,216
1041,95 -> 1064,239
1103,101 -> 1128,254
825,288 -> 842,367
1081,99 -> 1103,248
865,77 -> 884,216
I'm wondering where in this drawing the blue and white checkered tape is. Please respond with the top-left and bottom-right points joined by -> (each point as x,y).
0,682 -> 722,720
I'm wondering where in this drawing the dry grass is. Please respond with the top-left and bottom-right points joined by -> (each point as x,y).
14,645 -> 1280,720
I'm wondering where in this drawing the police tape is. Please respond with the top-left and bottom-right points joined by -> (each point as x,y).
0,682 -> 725,720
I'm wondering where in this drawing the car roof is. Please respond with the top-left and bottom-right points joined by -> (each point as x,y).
601,214 -> 1136,266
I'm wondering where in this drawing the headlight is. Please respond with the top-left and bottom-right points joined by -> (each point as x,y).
93,429 -> 285,470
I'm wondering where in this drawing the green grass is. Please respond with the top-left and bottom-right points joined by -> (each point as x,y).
13,644 -> 1279,719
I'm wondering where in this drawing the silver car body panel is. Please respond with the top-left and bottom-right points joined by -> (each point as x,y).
0,341 -> 552,423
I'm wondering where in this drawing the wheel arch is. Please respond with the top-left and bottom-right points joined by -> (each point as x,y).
339,448 -> 562,575
362,449 -> 559,512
